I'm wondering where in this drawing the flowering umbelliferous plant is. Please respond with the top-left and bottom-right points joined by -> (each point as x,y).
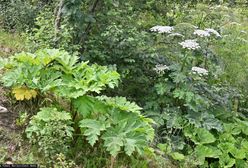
146,23 -> 248,167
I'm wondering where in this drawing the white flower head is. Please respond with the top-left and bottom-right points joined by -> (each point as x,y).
179,39 -> 200,50
168,33 -> 184,37
150,25 -> 174,33
193,25 -> 199,29
194,29 -> 210,37
240,30 -> 247,34
192,67 -> 208,76
205,28 -> 221,37
153,64 -> 169,74
230,22 -> 241,26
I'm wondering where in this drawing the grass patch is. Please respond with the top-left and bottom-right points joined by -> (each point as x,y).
0,29 -> 26,57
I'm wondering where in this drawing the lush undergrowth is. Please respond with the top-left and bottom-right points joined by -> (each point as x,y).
1,0 -> 248,168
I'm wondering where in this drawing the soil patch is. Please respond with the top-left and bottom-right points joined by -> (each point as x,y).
0,87 -> 17,129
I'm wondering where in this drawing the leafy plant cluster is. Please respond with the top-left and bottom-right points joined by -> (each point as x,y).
0,0 -> 51,32
0,49 -> 154,167
145,16 -> 248,167
1,1 -> 248,168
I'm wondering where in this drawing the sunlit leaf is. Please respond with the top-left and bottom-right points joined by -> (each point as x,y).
12,87 -> 37,100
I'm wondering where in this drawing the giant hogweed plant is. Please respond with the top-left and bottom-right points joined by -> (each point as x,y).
0,49 -> 154,166
146,23 -> 248,167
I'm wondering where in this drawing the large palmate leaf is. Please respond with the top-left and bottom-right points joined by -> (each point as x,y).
53,51 -> 78,74
219,133 -> 236,144
184,127 -> 216,145
1,49 -> 120,99
235,118 -> 248,135
223,123 -> 241,135
73,96 -> 109,118
102,120 -> 147,157
219,153 -> 236,168
101,131 -> 123,157
195,145 -> 222,165
55,63 -> 120,98
79,119 -> 106,146
218,142 -> 235,153
186,112 -> 223,131
107,110 -> 155,141
96,96 -> 142,114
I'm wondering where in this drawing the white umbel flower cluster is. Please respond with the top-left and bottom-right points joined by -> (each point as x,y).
192,67 -> 208,76
179,39 -> 200,50
150,25 -> 174,33
193,29 -> 210,37
193,28 -> 221,38
168,33 -> 184,37
205,28 -> 221,37
153,64 -> 169,73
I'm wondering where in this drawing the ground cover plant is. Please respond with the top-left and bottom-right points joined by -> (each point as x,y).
1,0 -> 248,167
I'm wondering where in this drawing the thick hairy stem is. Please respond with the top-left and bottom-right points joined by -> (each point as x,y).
180,51 -> 187,72
110,156 -> 116,168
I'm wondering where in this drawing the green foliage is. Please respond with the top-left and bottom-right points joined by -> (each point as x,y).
2,1 -> 248,167
75,95 -> 154,157
1,49 -> 119,99
54,153 -> 77,168
184,127 -> 216,145
25,107 -> 73,164
0,29 -> 26,57
79,119 -> 106,146
0,0 -> 48,32
26,8 -> 79,53
143,4 -> 248,167
1,49 -> 154,166
96,96 -> 143,114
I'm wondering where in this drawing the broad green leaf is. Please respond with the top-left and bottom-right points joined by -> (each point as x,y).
219,133 -> 236,143
223,123 -> 241,135
219,153 -> 235,168
195,128 -> 216,144
235,119 -> 248,135
241,140 -> 248,150
73,96 -> 108,118
236,159 -> 248,168
195,145 -> 222,165
102,118 -> 151,157
186,127 -> 216,145
218,142 -> 235,153
97,96 -> 142,114
102,135 -> 123,157
124,135 -> 146,156
170,152 -> 185,161
79,119 -> 106,146
229,147 -> 246,159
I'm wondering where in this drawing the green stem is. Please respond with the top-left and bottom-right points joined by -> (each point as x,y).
180,51 -> 187,72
